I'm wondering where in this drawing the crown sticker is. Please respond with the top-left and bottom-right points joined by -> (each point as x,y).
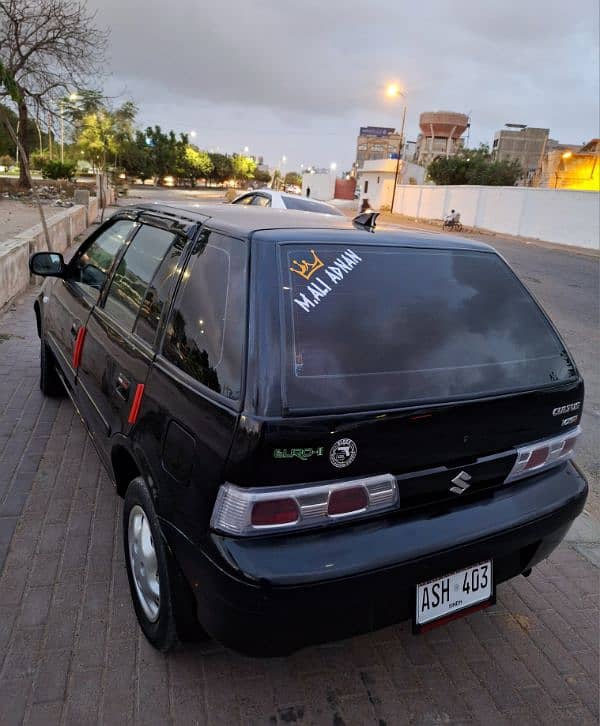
289,250 -> 324,280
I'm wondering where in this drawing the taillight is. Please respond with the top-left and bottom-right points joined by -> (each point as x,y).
210,474 -> 398,536
328,486 -> 368,516
251,498 -> 299,526
505,426 -> 581,484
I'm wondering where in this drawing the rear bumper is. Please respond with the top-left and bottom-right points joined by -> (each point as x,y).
164,461 -> 587,656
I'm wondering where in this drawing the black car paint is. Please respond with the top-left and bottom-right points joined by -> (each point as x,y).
33,203 -> 588,655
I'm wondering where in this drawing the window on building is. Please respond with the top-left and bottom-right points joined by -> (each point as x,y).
364,180 -> 369,193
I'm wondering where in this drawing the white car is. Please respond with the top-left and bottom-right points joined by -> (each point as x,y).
231,189 -> 344,216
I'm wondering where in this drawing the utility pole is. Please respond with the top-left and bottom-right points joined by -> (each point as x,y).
391,105 -> 407,213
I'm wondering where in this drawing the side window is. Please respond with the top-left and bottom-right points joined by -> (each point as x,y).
133,234 -> 187,345
162,232 -> 246,401
70,220 -> 136,299
251,195 -> 270,207
234,194 -> 254,205
103,224 -> 178,332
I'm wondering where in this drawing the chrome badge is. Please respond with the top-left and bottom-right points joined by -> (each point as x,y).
449,470 -> 472,495
552,402 -> 581,416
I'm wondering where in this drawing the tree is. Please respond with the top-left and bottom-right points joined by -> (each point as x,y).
253,169 -> 271,185
284,171 -> 301,187
144,125 -> 179,183
207,152 -> 233,185
74,100 -> 137,171
175,142 -> 212,186
427,145 -> 522,186
76,111 -> 117,171
0,0 -> 107,187
120,131 -> 154,183
231,153 -> 256,186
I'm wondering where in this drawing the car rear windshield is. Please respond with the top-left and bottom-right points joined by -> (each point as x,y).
279,243 -> 576,412
282,197 -> 343,216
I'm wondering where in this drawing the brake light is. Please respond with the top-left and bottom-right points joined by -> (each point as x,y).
251,498 -> 299,526
505,426 -> 581,483
211,474 -> 398,536
328,486 -> 368,515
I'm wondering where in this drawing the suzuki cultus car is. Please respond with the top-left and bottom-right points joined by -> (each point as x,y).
29,203 -> 587,654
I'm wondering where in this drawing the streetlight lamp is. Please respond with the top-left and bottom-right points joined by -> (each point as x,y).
386,83 -> 407,213
60,92 -> 79,164
330,162 -> 337,171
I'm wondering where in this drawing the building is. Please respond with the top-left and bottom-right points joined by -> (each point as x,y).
355,126 -> 403,170
492,125 -> 549,181
535,139 -> 599,190
414,111 -> 469,167
356,158 -> 426,211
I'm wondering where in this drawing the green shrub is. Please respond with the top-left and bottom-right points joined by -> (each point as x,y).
41,160 -> 76,181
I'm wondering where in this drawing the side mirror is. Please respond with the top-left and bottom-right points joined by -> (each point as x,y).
29,252 -> 66,278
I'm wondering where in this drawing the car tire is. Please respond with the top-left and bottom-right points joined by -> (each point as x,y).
40,338 -> 65,397
123,477 -> 204,651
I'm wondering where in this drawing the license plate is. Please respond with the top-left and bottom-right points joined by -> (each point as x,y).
415,561 -> 493,627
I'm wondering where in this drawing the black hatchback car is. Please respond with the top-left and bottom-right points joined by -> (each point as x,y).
29,203 -> 587,655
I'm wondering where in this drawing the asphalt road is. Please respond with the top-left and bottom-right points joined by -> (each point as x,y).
119,188 -> 600,519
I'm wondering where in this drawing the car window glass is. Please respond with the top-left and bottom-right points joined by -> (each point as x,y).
251,195 -> 270,207
70,220 -> 136,298
134,234 -> 187,345
234,194 -> 254,205
103,224 -> 178,332
162,232 -> 246,400
282,197 -> 343,216
280,244 -> 576,412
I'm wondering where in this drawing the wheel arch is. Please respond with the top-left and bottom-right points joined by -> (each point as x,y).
111,439 -> 159,502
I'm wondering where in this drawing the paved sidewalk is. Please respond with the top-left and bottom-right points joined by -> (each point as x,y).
0,289 -> 598,726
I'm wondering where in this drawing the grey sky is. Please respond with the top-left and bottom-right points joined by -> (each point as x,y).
90,0 -> 599,172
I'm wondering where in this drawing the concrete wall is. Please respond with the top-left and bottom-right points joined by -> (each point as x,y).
301,173 -> 336,201
391,185 -> 600,250
0,199 -> 99,310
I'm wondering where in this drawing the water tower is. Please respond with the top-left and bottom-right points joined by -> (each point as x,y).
416,111 -> 469,166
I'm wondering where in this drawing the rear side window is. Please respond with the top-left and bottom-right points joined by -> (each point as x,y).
134,234 -> 187,345
282,197 -> 343,216
279,244 -> 576,412
103,224 -> 177,331
162,232 -> 246,400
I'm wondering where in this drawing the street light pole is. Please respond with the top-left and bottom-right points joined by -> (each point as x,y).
390,99 -> 407,213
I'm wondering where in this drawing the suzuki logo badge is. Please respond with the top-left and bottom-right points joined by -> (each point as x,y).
449,470 -> 472,495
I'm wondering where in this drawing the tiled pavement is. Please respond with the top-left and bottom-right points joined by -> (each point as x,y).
0,289 -> 598,726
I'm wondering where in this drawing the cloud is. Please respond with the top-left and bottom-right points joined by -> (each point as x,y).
89,0 -> 599,167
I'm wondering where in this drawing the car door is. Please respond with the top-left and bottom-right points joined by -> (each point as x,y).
43,216 -> 138,393
75,218 -> 190,464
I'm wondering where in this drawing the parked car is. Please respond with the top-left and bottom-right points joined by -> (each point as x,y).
231,188 -> 344,216
30,203 -> 587,655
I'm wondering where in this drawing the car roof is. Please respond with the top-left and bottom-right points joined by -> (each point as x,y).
125,201 -> 496,253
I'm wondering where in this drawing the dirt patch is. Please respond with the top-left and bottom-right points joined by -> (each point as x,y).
0,198 -> 68,239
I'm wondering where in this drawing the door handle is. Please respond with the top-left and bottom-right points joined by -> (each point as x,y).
116,375 -> 130,400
